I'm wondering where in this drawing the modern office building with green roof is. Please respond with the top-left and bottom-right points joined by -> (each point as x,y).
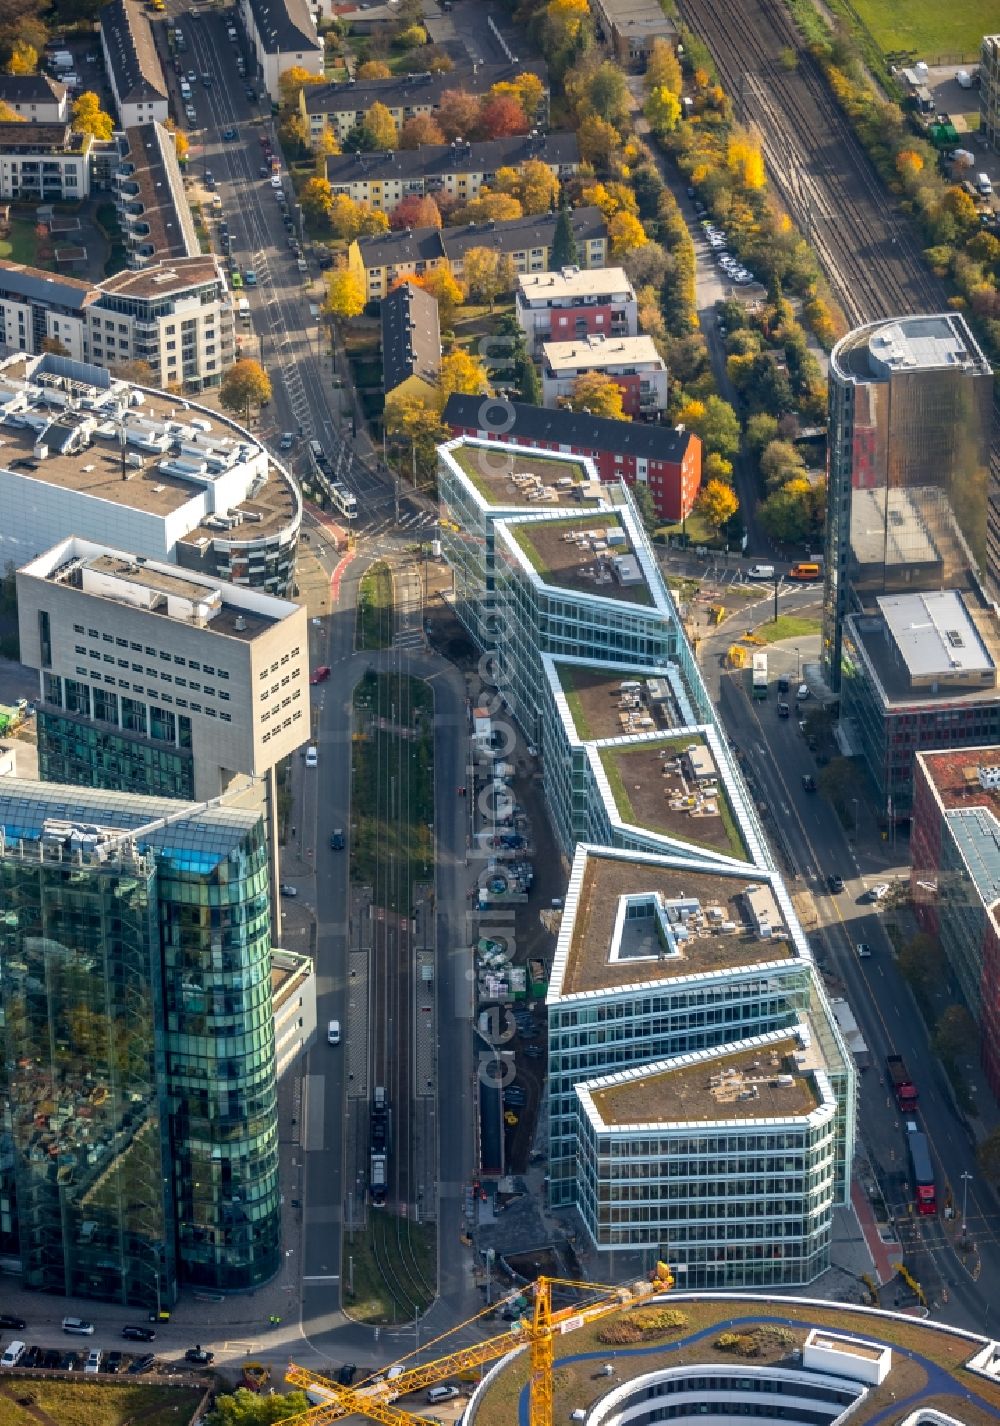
0,780 -> 283,1306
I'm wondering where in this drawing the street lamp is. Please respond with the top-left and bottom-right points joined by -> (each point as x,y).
795,646 -> 801,682
961,1170 -> 973,1243
852,797 -> 859,842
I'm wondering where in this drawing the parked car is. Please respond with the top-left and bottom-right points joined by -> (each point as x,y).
41,1349 -> 61,1369
337,1364 -> 357,1386
129,1353 -> 156,1374
185,1347 -> 215,1365
122,1325 -> 156,1342
84,1349 -> 103,1374
59,1351 -> 80,1371
244,270 -> 257,286
104,1352 -> 124,1374
22,1346 -> 42,1368
0,1316 -> 26,1330
63,1317 -> 95,1336
827,874 -> 844,893
279,884 -> 298,898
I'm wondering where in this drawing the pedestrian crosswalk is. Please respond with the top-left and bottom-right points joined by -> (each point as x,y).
393,628 -> 425,649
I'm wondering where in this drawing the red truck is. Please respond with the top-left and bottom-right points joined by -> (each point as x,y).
886,1053 -> 918,1114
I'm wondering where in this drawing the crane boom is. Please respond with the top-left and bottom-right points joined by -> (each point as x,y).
285,1268 -> 673,1426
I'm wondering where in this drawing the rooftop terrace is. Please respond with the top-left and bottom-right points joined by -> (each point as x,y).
471,1296 -> 1000,1426
557,664 -> 684,741
510,515 -> 652,606
586,1034 -> 821,1127
558,852 -> 794,997
447,441 -> 606,509
918,747 -> 1000,816
598,736 -> 748,860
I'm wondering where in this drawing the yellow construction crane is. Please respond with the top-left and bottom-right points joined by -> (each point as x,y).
285,1265 -> 674,1426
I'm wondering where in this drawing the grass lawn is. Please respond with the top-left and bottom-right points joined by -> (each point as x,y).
0,218 -> 52,267
351,672 -> 434,909
557,666 -> 591,740
0,1380 -> 204,1426
343,1212 -> 437,1323
848,0 -> 984,56
754,614 -> 821,644
600,739 -> 749,861
356,559 -> 394,650
655,511 -> 721,547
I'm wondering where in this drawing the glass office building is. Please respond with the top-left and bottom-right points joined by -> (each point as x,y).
823,314 -> 993,690
0,782 -> 281,1305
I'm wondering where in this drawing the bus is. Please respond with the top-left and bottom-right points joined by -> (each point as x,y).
752,652 -> 768,699
330,483 -> 358,521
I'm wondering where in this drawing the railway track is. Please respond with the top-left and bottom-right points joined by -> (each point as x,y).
676,0 -> 1000,481
677,0 -> 943,323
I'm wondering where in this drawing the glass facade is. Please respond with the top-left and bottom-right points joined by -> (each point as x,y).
38,710 -> 195,802
0,784 -> 281,1304
823,315 -> 993,689
0,842 -> 174,1305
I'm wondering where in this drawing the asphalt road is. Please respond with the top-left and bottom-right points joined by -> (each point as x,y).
715,649 -> 998,1331
181,9 -> 397,523
290,532 -> 481,1366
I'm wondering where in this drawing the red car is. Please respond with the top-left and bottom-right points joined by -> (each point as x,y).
310,666 -> 331,685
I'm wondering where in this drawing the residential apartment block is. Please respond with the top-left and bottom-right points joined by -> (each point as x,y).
541,333 -> 668,417
516,265 -> 637,349
0,352 -> 301,595
99,0 -> 169,128
115,123 -> 200,270
911,748 -> 1000,1101
350,206 -> 608,302
17,536 -> 309,804
299,61 -> 549,144
0,254 -> 235,391
0,122 -> 93,200
381,281 -> 441,399
981,34 -> 1000,151
238,0 -> 322,101
326,133 -> 578,212
444,394 -> 701,521
438,435 -> 854,1283
0,782 -> 288,1305
0,73 -> 69,123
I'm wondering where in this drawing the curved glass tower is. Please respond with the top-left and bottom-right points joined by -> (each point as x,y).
0,783 -> 281,1305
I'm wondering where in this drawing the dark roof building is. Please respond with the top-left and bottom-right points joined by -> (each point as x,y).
443,394 -> 703,523
0,263 -> 94,312
351,206 -> 609,299
100,0 -> 168,125
300,60 -> 550,133
239,0 -> 322,101
0,73 -> 68,121
115,122 -> 199,265
326,133 -> 579,198
381,282 -> 441,396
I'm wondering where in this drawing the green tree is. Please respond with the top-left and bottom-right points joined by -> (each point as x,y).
897,933 -> 945,999
934,1004 -> 976,1062
696,478 -> 738,532
220,359 -> 272,424
978,1126 -> 1000,1185
72,90 -> 113,141
621,241 -> 669,291
207,1388 -> 313,1426
645,85 -> 681,135
550,208 -> 578,270
745,411 -> 779,452
677,395 -> 740,459
323,267 -> 366,321
563,369 -> 624,420
760,438 -> 806,492
816,756 -> 866,824
462,246 -> 515,309
758,476 -> 815,542
584,61 -> 631,130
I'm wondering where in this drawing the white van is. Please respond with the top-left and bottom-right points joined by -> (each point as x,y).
748,564 -> 776,580
955,69 -> 974,89
305,745 -> 318,768
84,1349 -> 103,1374
427,1385 -> 460,1403
50,50 -> 74,69
327,1019 -> 341,1045
976,172 -> 993,197
1,1342 -> 25,1367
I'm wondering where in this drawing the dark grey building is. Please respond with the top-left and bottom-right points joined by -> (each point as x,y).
822,313 -> 993,691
